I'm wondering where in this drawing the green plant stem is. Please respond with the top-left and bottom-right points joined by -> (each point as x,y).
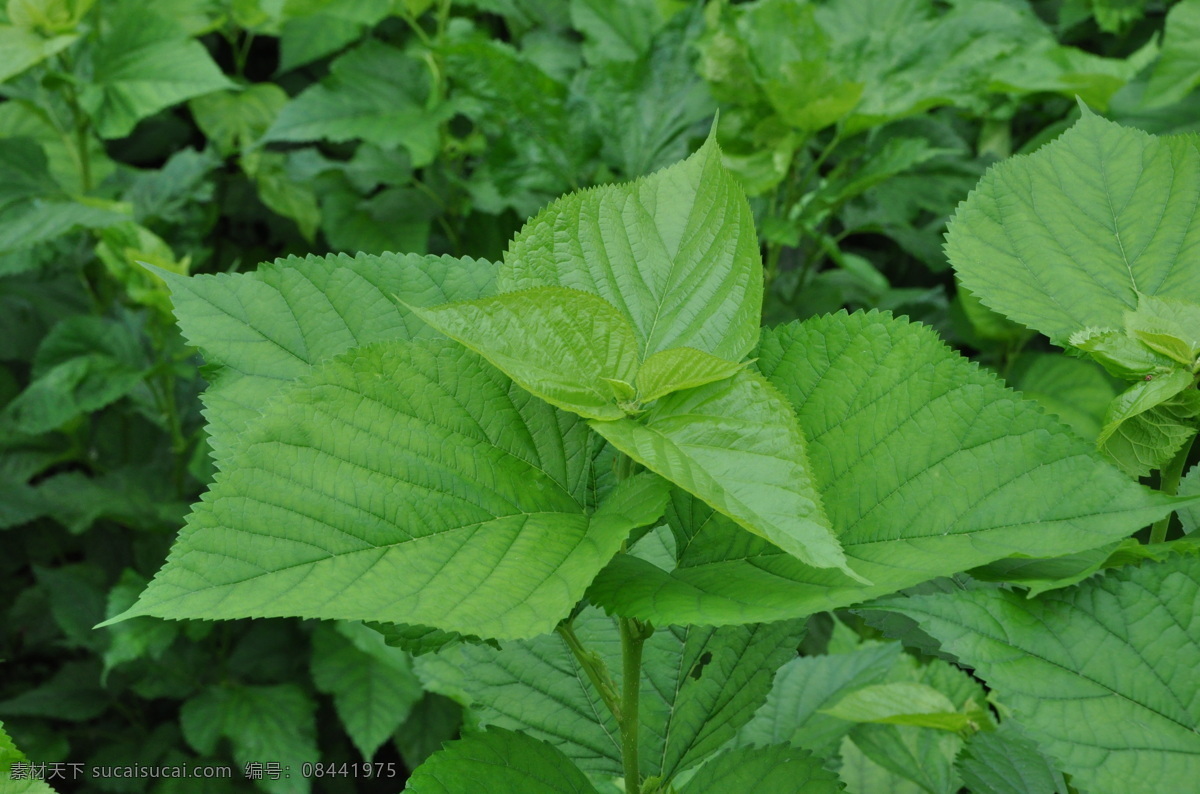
1150,435 -> 1194,543
556,622 -> 622,722
618,616 -> 650,794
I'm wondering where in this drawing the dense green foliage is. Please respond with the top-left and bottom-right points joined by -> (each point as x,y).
4,1 -> 1200,793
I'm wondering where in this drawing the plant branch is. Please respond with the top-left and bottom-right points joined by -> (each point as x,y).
1149,434 -> 1195,543
619,616 -> 651,794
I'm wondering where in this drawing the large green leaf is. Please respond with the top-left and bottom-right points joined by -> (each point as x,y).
592,369 -> 851,576
945,112 -> 1200,345
588,312 -> 1192,625
159,251 -> 495,460
868,555 -> 1200,794
416,608 -> 803,782
677,745 -> 845,794
79,1 -> 232,138
265,40 -> 447,167
405,288 -> 641,420
404,728 -> 599,794
499,134 -> 762,362
105,342 -> 668,640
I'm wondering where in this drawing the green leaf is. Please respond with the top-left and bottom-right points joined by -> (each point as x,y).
107,342 -> 667,640
677,745 -> 845,794
440,38 -> 597,216
403,728 -> 599,794
181,684 -> 316,794
246,151 -> 321,242
734,640 -> 903,755
265,40 -> 446,167
570,0 -> 660,64
588,312 -> 1191,626
634,347 -> 746,404
159,251 -> 495,460
310,622 -> 424,760
316,174 -> 435,255
0,354 -> 145,434
0,25 -> 75,82
1069,326 -> 1178,380
404,287 -> 641,421
821,683 -> 967,732
837,735 -> 926,794
868,555 -> 1200,794
79,1 -> 233,139
1007,352 -> 1119,440
1123,292 -> 1200,366
955,722 -> 1069,794
1144,0 -> 1200,108
1,720 -> 57,794
591,369 -> 853,577
277,0 -> 392,72
189,83 -> 289,156
842,723 -> 962,794
577,9 -> 715,179
416,608 -> 804,781
500,134 -> 762,362
369,621 -> 498,657
946,112 -> 1200,346
1097,370 -> 1200,476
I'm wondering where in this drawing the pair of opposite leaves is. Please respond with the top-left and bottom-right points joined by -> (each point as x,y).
401,287 -> 863,583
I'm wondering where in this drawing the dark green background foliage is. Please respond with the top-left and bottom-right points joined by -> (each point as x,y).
3,0 -> 1199,791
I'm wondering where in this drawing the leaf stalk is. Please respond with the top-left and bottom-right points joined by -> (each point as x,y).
1149,434 -> 1195,543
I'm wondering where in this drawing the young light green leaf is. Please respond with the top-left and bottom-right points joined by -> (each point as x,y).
1097,370 -> 1200,475
158,251 -> 495,461
403,287 -> 641,421
677,745 -> 845,794
416,608 -> 804,782
821,683 -> 968,732
591,369 -> 855,578
867,555 -> 1200,794
1069,327 -> 1177,380
1123,292 -> 1200,367
104,342 -> 666,640
403,728 -> 599,794
310,622 -> 424,761
946,112 -> 1200,345
1098,394 -> 1200,477
78,2 -> 233,139
635,347 -> 746,404
500,134 -> 763,362
588,312 -> 1193,626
